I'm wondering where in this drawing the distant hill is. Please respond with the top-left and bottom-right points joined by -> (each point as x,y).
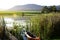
9,4 -> 60,11
9,4 -> 43,11
56,6 -> 60,10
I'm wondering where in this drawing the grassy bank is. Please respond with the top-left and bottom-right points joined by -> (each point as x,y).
0,12 -> 60,40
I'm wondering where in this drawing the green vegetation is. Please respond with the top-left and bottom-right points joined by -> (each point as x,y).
6,12 -> 60,40
29,13 -> 60,40
0,11 -> 60,40
41,6 -> 60,13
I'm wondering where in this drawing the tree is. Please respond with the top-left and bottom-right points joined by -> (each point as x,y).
41,6 -> 49,13
41,6 -> 57,13
49,6 -> 57,12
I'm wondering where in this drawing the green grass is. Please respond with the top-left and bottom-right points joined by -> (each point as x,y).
0,11 -> 60,40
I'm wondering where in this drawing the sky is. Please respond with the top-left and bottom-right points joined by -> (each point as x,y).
0,0 -> 60,10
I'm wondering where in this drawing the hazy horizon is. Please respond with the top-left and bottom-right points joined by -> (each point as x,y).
0,0 -> 60,10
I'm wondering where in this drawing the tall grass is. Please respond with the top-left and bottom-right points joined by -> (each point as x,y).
29,13 -> 60,40
7,13 -> 60,40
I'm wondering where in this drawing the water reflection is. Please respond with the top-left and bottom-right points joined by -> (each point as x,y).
0,17 -> 30,40
4,17 -> 30,29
